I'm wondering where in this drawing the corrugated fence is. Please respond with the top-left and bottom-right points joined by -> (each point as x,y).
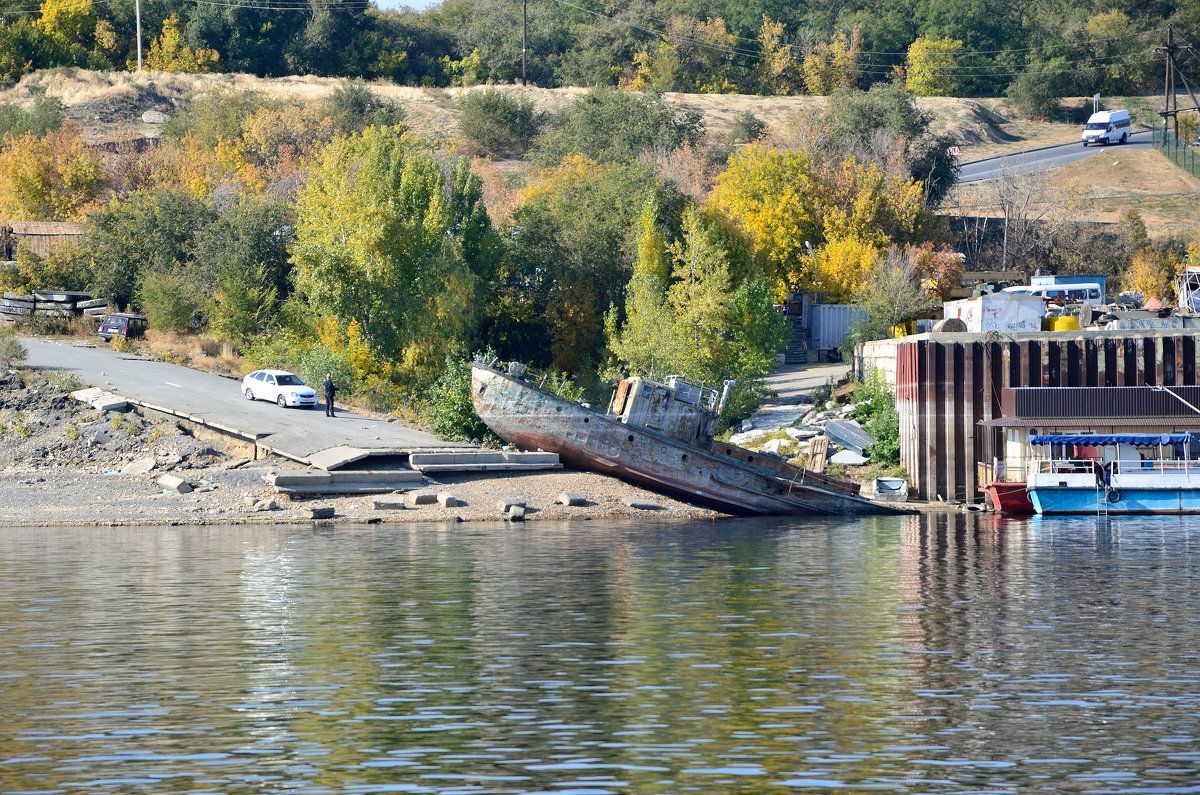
895,331 -> 1200,502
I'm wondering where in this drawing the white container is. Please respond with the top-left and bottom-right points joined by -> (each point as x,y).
942,292 -> 1044,333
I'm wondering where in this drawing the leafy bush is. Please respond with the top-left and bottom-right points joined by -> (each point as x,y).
0,328 -> 27,368
534,87 -> 704,166
137,269 -> 201,334
295,344 -> 357,399
0,90 -> 64,137
428,355 -> 499,443
457,88 -> 544,157
1006,58 -> 1066,120
45,368 -> 83,393
849,370 -> 900,466
324,81 -> 406,135
730,111 -> 765,144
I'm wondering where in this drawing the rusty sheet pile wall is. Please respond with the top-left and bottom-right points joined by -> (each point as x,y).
896,331 -> 1200,501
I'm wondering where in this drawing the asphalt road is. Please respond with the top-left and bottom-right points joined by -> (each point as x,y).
958,129 -> 1153,183
20,337 -> 469,462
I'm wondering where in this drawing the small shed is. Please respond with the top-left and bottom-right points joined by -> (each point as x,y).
4,222 -> 84,259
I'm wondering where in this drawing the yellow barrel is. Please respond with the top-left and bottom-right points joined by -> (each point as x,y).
1041,315 -> 1081,331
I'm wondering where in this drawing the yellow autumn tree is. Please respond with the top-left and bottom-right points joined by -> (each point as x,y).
802,28 -> 862,95
708,142 -> 819,297
38,0 -> 96,43
905,36 -> 964,96
0,125 -> 103,221
146,14 -> 218,73
1123,250 -> 1179,302
814,236 -> 878,302
758,16 -> 798,95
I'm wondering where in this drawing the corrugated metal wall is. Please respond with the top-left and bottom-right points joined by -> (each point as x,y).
896,331 -> 1200,501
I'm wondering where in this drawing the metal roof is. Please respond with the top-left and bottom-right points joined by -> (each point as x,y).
1000,385 -> 1200,420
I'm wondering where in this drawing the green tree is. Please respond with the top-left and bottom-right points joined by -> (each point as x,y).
0,90 -> 65,138
82,188 -> 214,310
290,126 -> 495,389
137,268 -> 202,332
1006,58 -> 1067,120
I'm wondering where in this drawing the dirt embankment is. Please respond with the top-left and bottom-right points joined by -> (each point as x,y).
0,367 -> 718,527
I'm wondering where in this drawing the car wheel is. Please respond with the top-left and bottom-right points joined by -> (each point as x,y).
1082,142 -> 1087,147
277,395 -> 287,408
1120,133 -> 1127,144
245,387 -> 255,401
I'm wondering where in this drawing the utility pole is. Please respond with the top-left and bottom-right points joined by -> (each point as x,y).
521,0 -> 528,86
1156,25 -> 1200,141
135,0 -> 143,71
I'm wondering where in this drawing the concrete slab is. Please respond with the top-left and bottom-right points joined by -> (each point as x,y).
309,446 -> 373,471
558,492 -> 586,506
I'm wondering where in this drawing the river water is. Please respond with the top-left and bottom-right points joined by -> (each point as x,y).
3,514 -> 1200,794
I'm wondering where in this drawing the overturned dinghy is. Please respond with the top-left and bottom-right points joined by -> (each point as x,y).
471,359 -> 901,516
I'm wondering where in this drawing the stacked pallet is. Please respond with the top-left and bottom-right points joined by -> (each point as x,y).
0,290 -> 108,326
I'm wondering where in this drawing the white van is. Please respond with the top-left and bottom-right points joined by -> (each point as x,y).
1002,283 -> 1104,302
1081,110 -> 1131,146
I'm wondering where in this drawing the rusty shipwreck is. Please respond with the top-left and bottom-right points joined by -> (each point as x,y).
471,360 -> 899,516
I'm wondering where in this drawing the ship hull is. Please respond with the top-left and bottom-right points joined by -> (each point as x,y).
471,365 -> 899,516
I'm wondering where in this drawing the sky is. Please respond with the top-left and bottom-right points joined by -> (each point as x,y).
373,0 -> 440,12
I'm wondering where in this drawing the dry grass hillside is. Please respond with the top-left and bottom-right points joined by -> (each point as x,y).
4,68 -> 1197,232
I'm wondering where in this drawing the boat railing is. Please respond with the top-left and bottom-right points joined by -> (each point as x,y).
979,458 -> 1028,484
1029,458 -> 1197,476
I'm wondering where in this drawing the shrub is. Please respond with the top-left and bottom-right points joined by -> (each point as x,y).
428,355 -> 499,443
1006,58 -> 1067,120
295,344 -> 357,398
324,80 -> 406,135
44,367 -> 83,393
0,89 -> 64,137
730,111 -> 765,144
457,88 -> 544,157
849,370 -> 900,466
0,328 -> 27,368
137,269 -> 201,334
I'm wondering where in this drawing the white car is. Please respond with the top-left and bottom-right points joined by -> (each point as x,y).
242,369 -> 319,408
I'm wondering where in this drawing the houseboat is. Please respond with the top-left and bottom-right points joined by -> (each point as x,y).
1026,432 -> 1200,514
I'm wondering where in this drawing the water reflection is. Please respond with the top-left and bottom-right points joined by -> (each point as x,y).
1,515 -> 1199,793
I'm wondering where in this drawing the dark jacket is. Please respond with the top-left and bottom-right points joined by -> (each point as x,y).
323,377 -> 336,399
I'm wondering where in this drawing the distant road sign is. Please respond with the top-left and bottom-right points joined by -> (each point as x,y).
948,146 -> 960,156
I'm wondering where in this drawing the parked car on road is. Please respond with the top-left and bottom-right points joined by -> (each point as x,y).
242,369 -> 318,408
97,313 -> 148,341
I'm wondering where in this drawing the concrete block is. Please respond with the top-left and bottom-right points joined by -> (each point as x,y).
496,497 -> 526,512
407,490 -> 437,506
300,506 -> 335,520
253,498 -> 278,512
272,471 -> 331,488
93,396 -> 129,412
623,498 -> 661,510
331,470 -> 424,485
157,474 -> 192,494
71,387 -> 104,403
504,452 -> 560,465
436,492 -> 460,508
508,504 -> 526,521
557,492 -> 587,506
372,495 -> 407,510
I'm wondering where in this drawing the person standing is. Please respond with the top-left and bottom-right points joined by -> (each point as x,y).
323,372 -> 336,417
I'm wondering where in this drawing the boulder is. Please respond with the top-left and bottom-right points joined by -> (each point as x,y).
122,456 -> 157,475
253,498 -> 278,512
508,504 -> 526,521
141,110 -> 168,124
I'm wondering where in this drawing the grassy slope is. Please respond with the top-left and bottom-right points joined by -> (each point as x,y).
4,68 -> 1197,233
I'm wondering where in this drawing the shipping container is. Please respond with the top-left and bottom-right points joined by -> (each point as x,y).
810,304 -> 866,353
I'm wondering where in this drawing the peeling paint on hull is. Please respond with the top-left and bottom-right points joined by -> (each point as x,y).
471,365 -> 900,517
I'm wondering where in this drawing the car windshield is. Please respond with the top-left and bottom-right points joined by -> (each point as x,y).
1085,122 -> 1107,130
276,374 -> 303,386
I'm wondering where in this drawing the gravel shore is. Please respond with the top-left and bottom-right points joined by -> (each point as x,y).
0,369 -> 721,527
